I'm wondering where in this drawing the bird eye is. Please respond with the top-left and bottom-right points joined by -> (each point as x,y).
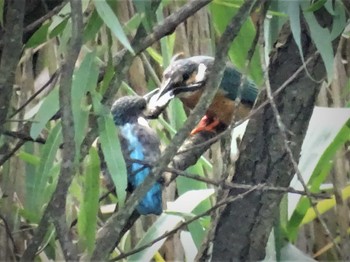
182,72 -> 190,81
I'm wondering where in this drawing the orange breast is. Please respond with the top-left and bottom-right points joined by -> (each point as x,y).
180,90 -> 251,125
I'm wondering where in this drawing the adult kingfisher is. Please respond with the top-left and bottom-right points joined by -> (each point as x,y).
111,95 -> 162,215
146,55 -> 258,134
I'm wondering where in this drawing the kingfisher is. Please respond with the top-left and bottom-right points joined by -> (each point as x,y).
111,95 -> 162,215
146,55 -> 258,134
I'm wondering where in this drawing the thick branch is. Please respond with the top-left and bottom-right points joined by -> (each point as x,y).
0,0 -> 25,131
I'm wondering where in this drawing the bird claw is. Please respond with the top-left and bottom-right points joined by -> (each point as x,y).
190,116 -> 221,135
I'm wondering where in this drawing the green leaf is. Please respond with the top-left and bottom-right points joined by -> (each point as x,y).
92,92 -> 127,206
25,22 -> 50,48
83,9 -> 103,43
27,123 -> 62,217
49,16 -> 69,39
71,51 -> 99,156
123,13 -> 142,34
210,1 -> 263,84
302,185 -> 350,225
17,151 -> 40,166
305,0 -> 327,12
302,6 -> 334,81
176,164 -> 210,247
133,0 -> 154,32
30,87 -> 60,139
147,47 -> 163,65
328,0 -> 346,40
93,0 -> 134,54
129,189 -> 215,261
78,147 -> 100,254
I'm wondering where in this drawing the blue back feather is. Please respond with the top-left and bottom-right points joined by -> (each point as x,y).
120,123 -> 162,215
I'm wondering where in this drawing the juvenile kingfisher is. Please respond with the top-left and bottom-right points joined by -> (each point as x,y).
146,55 -> 258,134
111,96 -> 162,215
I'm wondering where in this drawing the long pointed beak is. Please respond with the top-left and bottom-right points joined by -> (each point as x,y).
143,88 -> 159,102
151,78 -> 174,103
143,79 -> 175,119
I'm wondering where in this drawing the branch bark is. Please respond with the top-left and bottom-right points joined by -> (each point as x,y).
0,0 -> 25,132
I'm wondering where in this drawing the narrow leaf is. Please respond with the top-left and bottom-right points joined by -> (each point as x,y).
78,147 -> 100,254
92,92 -> 127,206
30,88 -> 60,139
93,0 -> 134,54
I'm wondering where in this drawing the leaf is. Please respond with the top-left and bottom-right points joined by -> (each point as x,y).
280,243 -> 316,261
129,189 -> 215,261
71,51 -> 98,155
302,183 -> 350,225
30,87 -> 60,139
287,107 -> 350,240
302,5 -> 334,81
78,147 -> 100,254
83,9 -> 103,43
17,151 -> 40,166
27,123 -> 62,217
123,13 -> 143,34
305,0 -> 327,12
93,0 -> 134,54
25,22 -> 50,48
180,231 -> 197,262
210,1 -> 263,84
49,16 -> 69,39
92,92 -> 127,206
133,0 -> 153,32
147,47 -> 163,65
176,164 -> 210,247
328,0 -> 346,40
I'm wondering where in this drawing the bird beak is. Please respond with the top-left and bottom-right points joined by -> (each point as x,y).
143,78 -> 175,119
143,88 -> 159,102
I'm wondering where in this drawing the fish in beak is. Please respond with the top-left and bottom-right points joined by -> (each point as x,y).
144,62 -> 208,119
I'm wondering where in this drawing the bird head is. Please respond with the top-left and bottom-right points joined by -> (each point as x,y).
145,56 -> 213,118
111,96 -> 147,126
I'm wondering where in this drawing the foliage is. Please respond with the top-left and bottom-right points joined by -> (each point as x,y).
0,0 -> 349,261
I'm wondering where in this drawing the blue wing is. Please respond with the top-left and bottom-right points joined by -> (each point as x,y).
120,123 -> 162,215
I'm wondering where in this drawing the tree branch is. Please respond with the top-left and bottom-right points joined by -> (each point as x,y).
211,16 -> 334,261
21,0 -> 83,260
0,0 -> 25,132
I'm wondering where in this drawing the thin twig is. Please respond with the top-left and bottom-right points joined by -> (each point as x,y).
0,214 -> 18,260
2,130 -> 46,144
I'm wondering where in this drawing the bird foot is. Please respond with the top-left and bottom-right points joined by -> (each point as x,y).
191,115 -> 221,135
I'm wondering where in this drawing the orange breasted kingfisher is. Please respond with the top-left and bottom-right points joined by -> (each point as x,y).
145,55 -> 258,134
111,96 -> 162,215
